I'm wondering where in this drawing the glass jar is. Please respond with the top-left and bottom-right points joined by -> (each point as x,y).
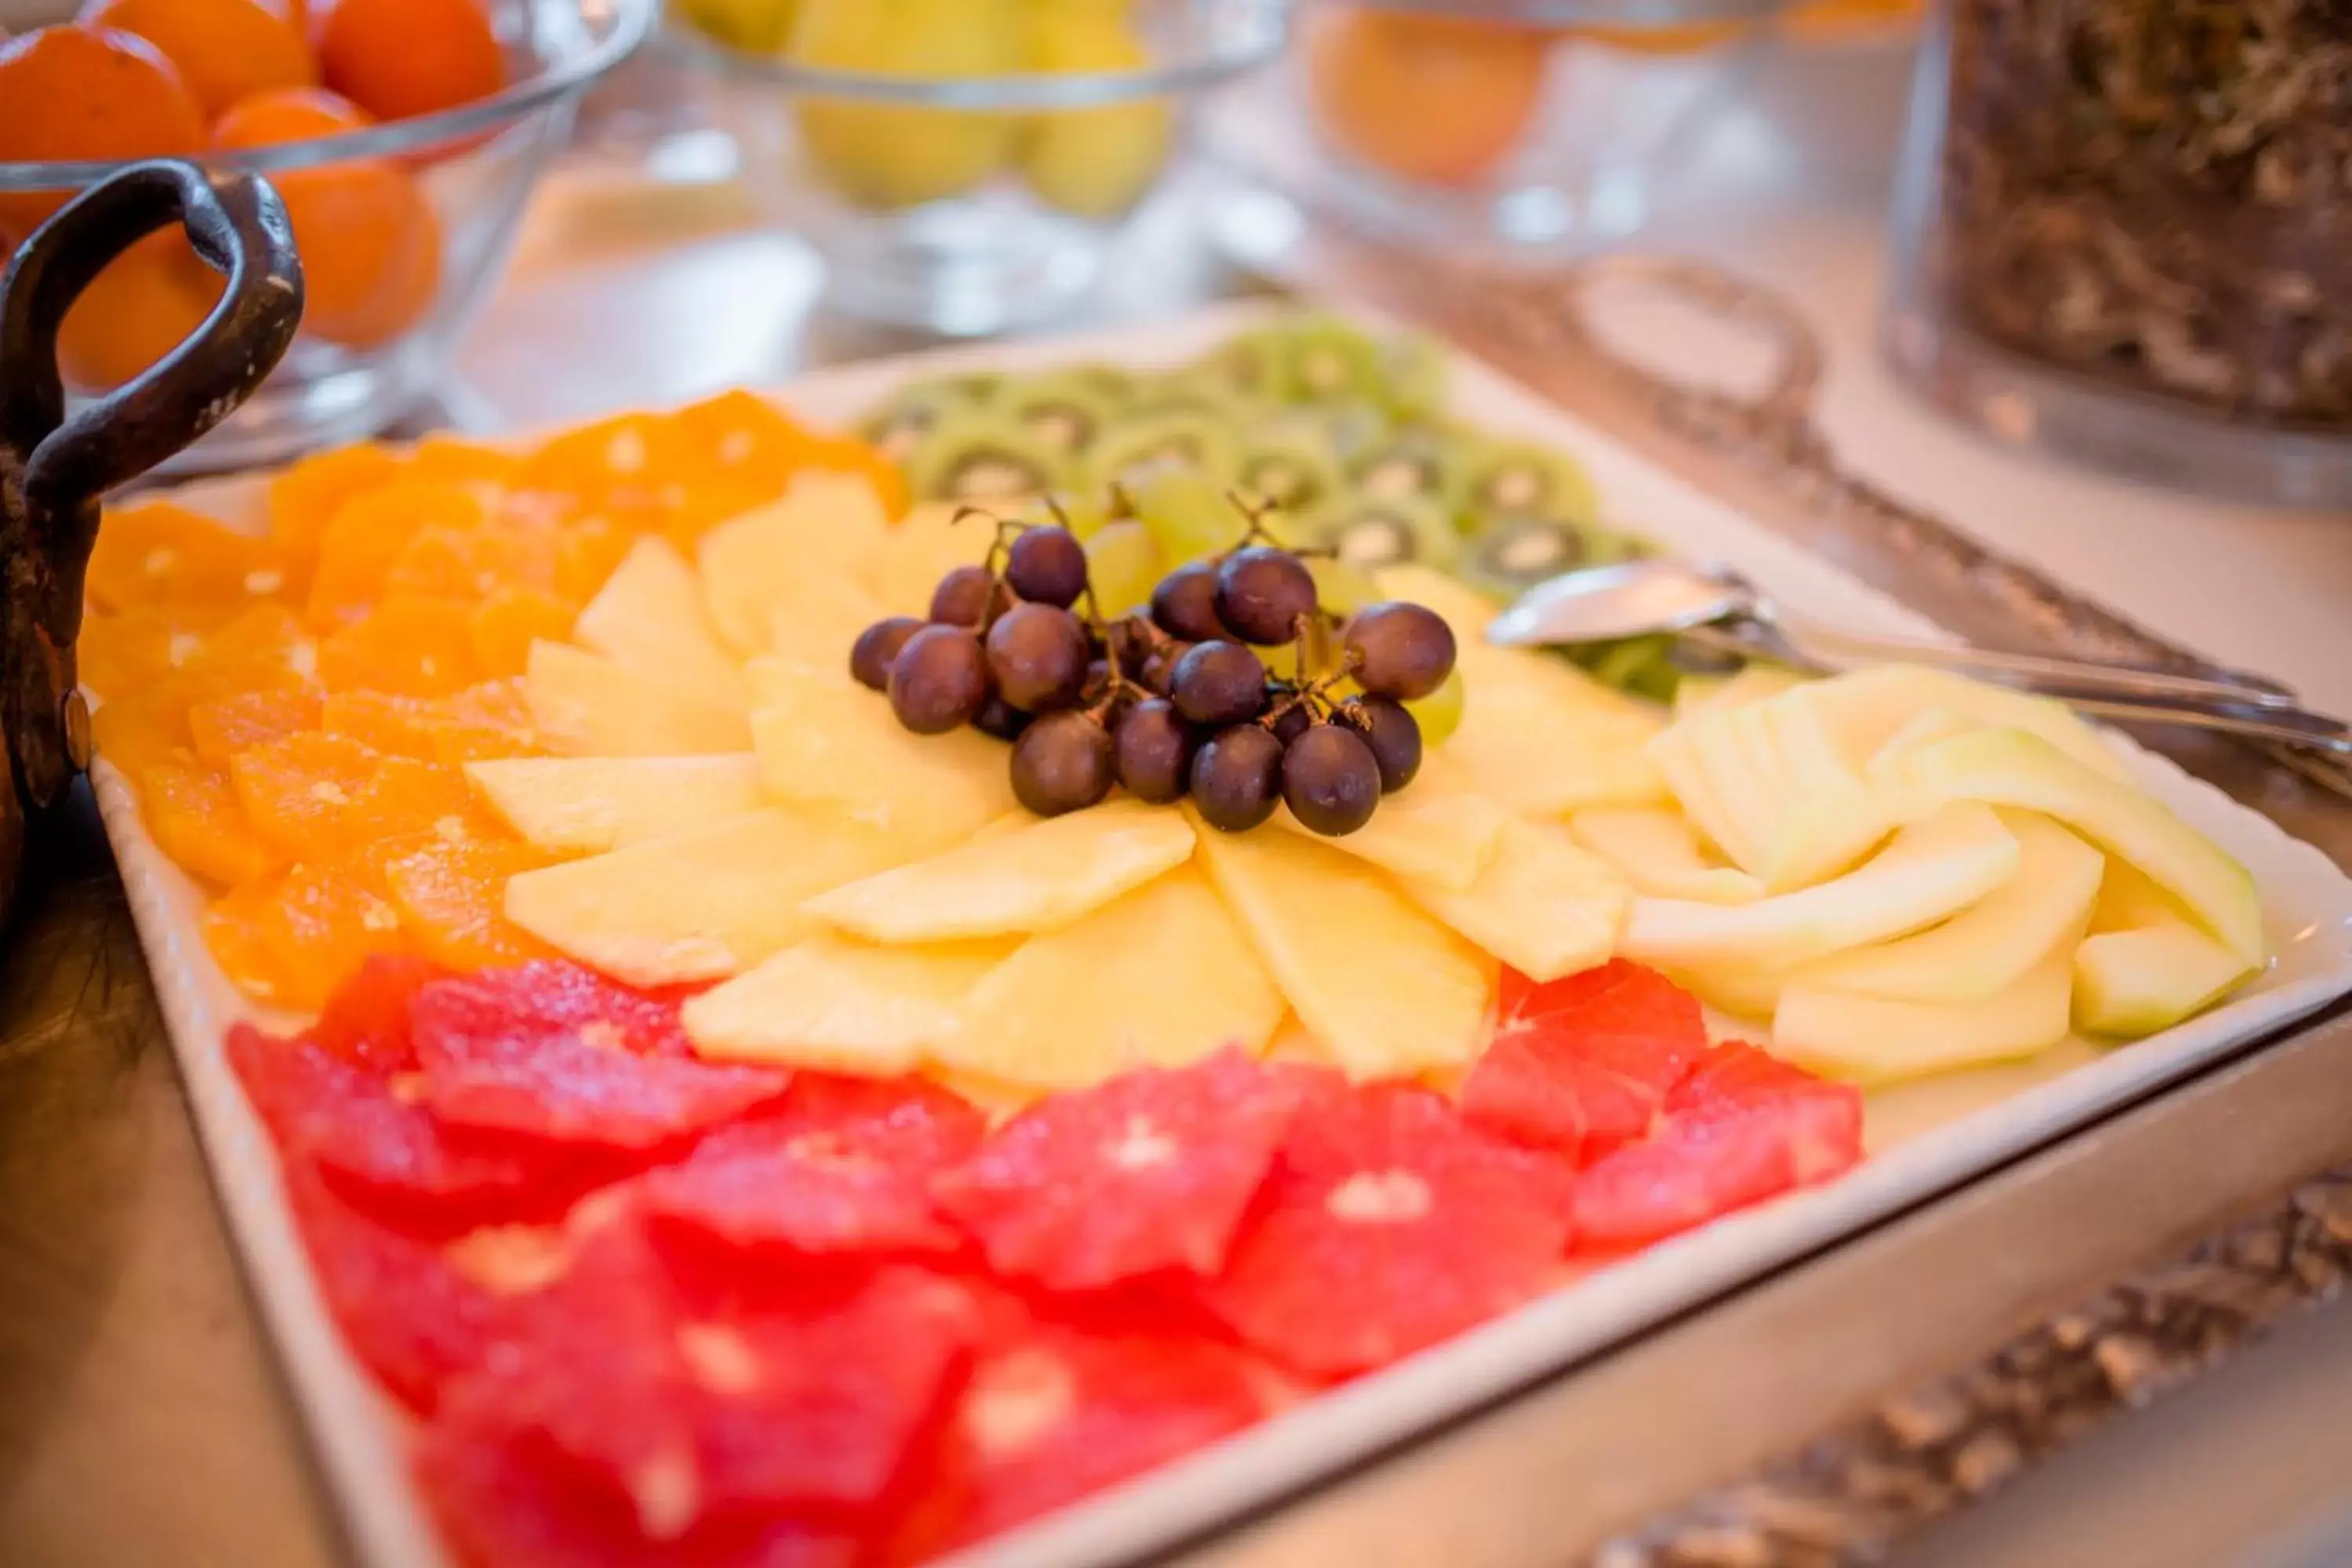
1882,0 -> 2352,506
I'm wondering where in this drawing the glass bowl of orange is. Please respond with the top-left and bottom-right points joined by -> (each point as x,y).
0,0 -> 653,473
654,0 -> 1289,336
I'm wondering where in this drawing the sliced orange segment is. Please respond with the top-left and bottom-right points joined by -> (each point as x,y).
258,859 -> 414,1011
468,584 -> 578,679
306,480 -> 488,629
90,695 -> 195,784
379,832 -> 556,969
797,433 -> 909,520
385,521 -> 567,603
319,688 -> 447,760
269,442 -> 405,566
188,688 -> 325,770
432,678 -> 544,763
168,603 -> 319,707
141,759 -> 285,887
675,389 -> 816,496
88,501 -> 291,612
408,433 -> 521,490
202,872 -> 296,1004
318,596 -> 482,697
354,757 -> 493,844
79,604 -> 243,702
513,411 -> 695,503
230,730 -> 387,860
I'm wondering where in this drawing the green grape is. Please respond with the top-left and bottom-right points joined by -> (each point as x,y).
1305,554 -> 1385,617
1404,665 -> 1465,749
1084,519 -> 1162,619
1126,468 -> 1248,564
1588,636 -> 1681,702
1035,490 -> 1117,543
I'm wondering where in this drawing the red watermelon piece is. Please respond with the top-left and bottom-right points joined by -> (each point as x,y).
411,964 -> 789,1153
931,1051 -> 1297,1293
230,1023 -> 597,1232
1200,1085 -> 1573,1379
644,1075 -> 984,1259
1461,962 -> 1708,1163
1574,1043 -> 1863,1250
418,1413 -> 862,1568
311,952 -> 448,1071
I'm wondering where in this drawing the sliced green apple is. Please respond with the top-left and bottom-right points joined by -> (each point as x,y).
573,536 -> 749,706
1192,810 -> 1494,1080
1774,942 -> 2078,1083
942,864 -> 1287,1089
1621,801 -> 2020,971
1787,809 -> 2103,1004
1882,727 -> 2265,966
1393,815 -> 1628,983
2074,916 -> 2259,1036
525,641 -> 752,757
682,930 -> 1013,1073
464,754 -> 763,855
1568,806 -> 1764,905
802,797 -> 1196,942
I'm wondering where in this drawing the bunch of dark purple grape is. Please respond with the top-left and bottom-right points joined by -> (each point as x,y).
850,508 -> 1457,837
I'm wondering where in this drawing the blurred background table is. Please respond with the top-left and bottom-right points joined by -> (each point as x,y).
4,26 -> 2352,1568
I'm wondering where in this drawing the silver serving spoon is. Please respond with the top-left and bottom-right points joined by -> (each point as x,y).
1487,559 -> 2352,757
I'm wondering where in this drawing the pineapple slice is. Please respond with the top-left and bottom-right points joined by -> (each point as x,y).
764,574 -> 892,672
748,658 -> 1015,856
1568,805 -> 1764,905
696,474 -> 891,655
525,641 -> 751,757
1443,661 -> 1669,818
465,754 -> 763,855
876,501 -> 996,618
1395,815 -> 1629,983
1270,759 -> 1505,891
683,931 -> 1014,1073
1192,812 -> 1494,1080
573,536 -> 748,705
503,807 -> 918,985
804,798 -> 1197,943
942,865 -> 1286,1089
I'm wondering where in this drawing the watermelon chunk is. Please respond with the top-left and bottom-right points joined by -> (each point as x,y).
931,1051 -> 1297,1293
1461,961 -> 1707,1162
311,951 -> 448,1071
1200,1085 -> 1573,1378
644,1075 -> 985,1261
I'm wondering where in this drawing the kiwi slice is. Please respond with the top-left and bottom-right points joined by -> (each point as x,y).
1083,410 -> 1241,495
904,409 -> 1069,505
1348,425 -> 1462,510
1461,516 -> 1588,598
860,377 -> 987,466
1195,328 -> 1288,400
1233,416 -> 1347,516
1318,401 -> 1392,466
1376,335 -> 1449,423
1000,372 -> 1121,457
1120,368 -> 1248,426
1302,493 -> 1459,572
1457,440 -> 1601,526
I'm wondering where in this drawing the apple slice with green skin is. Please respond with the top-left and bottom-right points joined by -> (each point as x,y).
504,807 -> 923,985
1622,801 -> 2020,971
1785,810 -> 2104,1004
876,500 -> 996,619
803,797 -> 1197,943
2074,917 -> 2259,1036
1192,808 -> 1494,1080
1394,815 -> 1628,983
525,641 -> 752,757
1880,727 -> 2265,966
941,865 -> 1287,1090
574,536 -> 748,706
465,754 -> 764,855
1568,806 -> 1764,905
683,930 -> 1015,1073
1775,940 -> 2080,1083
1270,757 -> 1505,891
1806,665 -> 2132,782
697,473 -> 891,655
747,658 -> 1014,855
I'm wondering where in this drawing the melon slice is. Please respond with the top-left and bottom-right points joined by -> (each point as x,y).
1882,727 -> 2264,965
573,536 -> 747,705
876,501 -> 996,619
1806,664 -> 2132,782
683,931 -> 1014,1073
1773,942 -> 2078,1083
749,659 -> 1014,856
503,807 -> 917,985
1674,662 -> 1807,722
1192,811 -> 1494,1080
1668,963 -> 1788,1023
1270,760 -> 1505,891
1568,806 -> 1764,905
1621,802 -> 2020,971
942,865 -> 1287,1089
1653,684 -> 1894,891
2074,917 -> 2259,1036
464,755 -> 763,855
524,641 -> 750,757
802,798 -> 1197,943
1788,810 -> 2104,1004
696,474 -> 891,655
1395,815 -> 1628,983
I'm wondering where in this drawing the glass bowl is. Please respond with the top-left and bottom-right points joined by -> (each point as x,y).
654,0 -> 1290,336
0,0 -> 654,474
1203,0 -> 1792,257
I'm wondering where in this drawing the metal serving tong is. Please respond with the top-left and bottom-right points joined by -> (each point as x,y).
0,159 -> 304,926
1491,557 -> 2352,758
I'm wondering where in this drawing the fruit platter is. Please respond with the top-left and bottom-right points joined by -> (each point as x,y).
79,305 -> 2352,1567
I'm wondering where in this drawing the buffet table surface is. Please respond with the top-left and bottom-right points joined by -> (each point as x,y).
4,50 -> 2350,1567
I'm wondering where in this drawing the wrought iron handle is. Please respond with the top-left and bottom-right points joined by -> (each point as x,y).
0,158 -> 303,919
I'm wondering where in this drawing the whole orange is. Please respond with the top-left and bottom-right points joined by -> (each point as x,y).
314,0 -> 503,123
212,88 -> 442,350
56,228 -> 227,392
0,25 -> 209,236
1304,9 -> 1553,189
78,0 -> 316,118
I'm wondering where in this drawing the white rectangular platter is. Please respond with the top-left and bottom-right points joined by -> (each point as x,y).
104,299 -> 2352,1568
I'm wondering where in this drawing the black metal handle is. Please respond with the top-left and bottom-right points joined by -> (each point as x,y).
0,158 -> 303,917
